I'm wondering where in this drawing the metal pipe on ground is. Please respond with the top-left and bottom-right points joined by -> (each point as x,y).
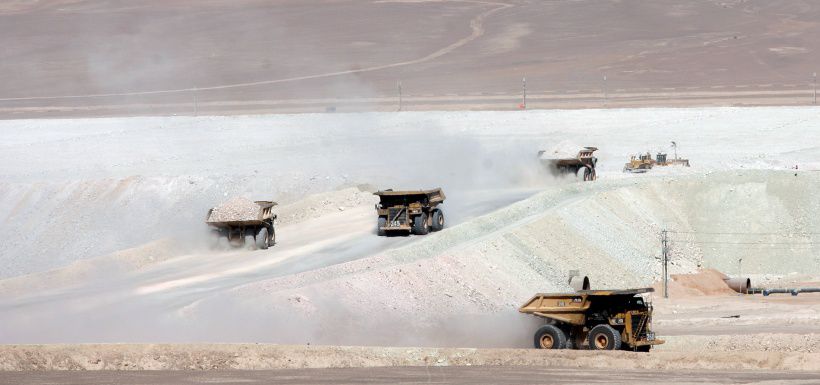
724,277 -> 751,294
762,288 -> 798,296
762,287 -> 820,296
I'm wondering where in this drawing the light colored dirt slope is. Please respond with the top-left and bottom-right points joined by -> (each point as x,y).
3,170 -> 816,347
2,107 -> 819,279
0,108 -> 818,349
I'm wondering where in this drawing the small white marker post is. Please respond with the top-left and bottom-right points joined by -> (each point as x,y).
661,229 -> 669,299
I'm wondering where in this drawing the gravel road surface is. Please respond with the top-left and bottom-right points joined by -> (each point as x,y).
3,366 -> 819,385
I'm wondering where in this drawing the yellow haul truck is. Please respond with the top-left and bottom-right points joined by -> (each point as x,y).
519,288 -> 664,352
374,188 -> 445,236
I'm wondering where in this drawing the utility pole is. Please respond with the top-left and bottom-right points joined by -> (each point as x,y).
661,229 -> 669,299
521,76 -> 527,109
671,141 -> 678,161
193,86 -> 199,116
737,258 -> 743,294
813,72 -> 817,105
397,81 -> 403,112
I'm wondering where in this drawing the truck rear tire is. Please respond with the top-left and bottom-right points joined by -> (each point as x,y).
431,209 -> 444,232
588,324 -> 621,350
377,217 -> 387,236
533,325 -> 566,349
256,227 -> 269,250
412,213 -> 428,235
583,167 -> 595,181
245,233 -> 256,250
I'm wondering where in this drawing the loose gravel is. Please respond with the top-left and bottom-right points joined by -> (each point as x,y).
206,197 -> 262,223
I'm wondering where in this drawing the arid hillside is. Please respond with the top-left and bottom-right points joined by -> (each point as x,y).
2,0 -> 820,116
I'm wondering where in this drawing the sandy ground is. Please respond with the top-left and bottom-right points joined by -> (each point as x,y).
2,1 -> 820,117
7,367 -> 820,385
2,343 -> 820,371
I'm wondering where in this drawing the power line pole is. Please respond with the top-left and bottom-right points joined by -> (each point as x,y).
397,81 -> 403,112
671,141 -> 678,161
813,72 -> 817,105
661,229 -> 669,299
602,74 -> 608,105
522,76 -> 527,109
737,257 -> 743,294
193,86 -> 199,117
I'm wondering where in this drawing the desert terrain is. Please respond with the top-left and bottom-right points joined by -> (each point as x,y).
1,0 -> 820,117
2,1 -> 820,384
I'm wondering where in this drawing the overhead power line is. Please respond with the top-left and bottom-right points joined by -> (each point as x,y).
671,240 -> 817,244
673,246 -> 816,250
668,230 -> 820,236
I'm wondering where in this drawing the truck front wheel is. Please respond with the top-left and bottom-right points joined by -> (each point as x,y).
412,213 -> 429,235
431,209 -> 445,232
587,324 -> 621,350
256,227 -> 269,250
533,325 -> 566,349
583,167 -> 596,181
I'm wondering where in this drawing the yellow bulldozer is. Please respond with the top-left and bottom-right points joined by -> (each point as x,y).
623,152 -> 654,173
624,142 -> 691,173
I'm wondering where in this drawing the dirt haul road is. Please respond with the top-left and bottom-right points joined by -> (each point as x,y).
2,344 -> 820,371
0,107 -> 819,353
5,367 -> 820,385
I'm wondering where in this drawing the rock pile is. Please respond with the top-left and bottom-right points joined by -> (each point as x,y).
207,197 -> 261,222
540,140 -> 583,160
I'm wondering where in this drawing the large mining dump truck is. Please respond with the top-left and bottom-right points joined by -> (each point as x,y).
538,146 -> 598,181
374,188 -> 445,236
519,288 -> 664,351
206,197 -> 277,250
